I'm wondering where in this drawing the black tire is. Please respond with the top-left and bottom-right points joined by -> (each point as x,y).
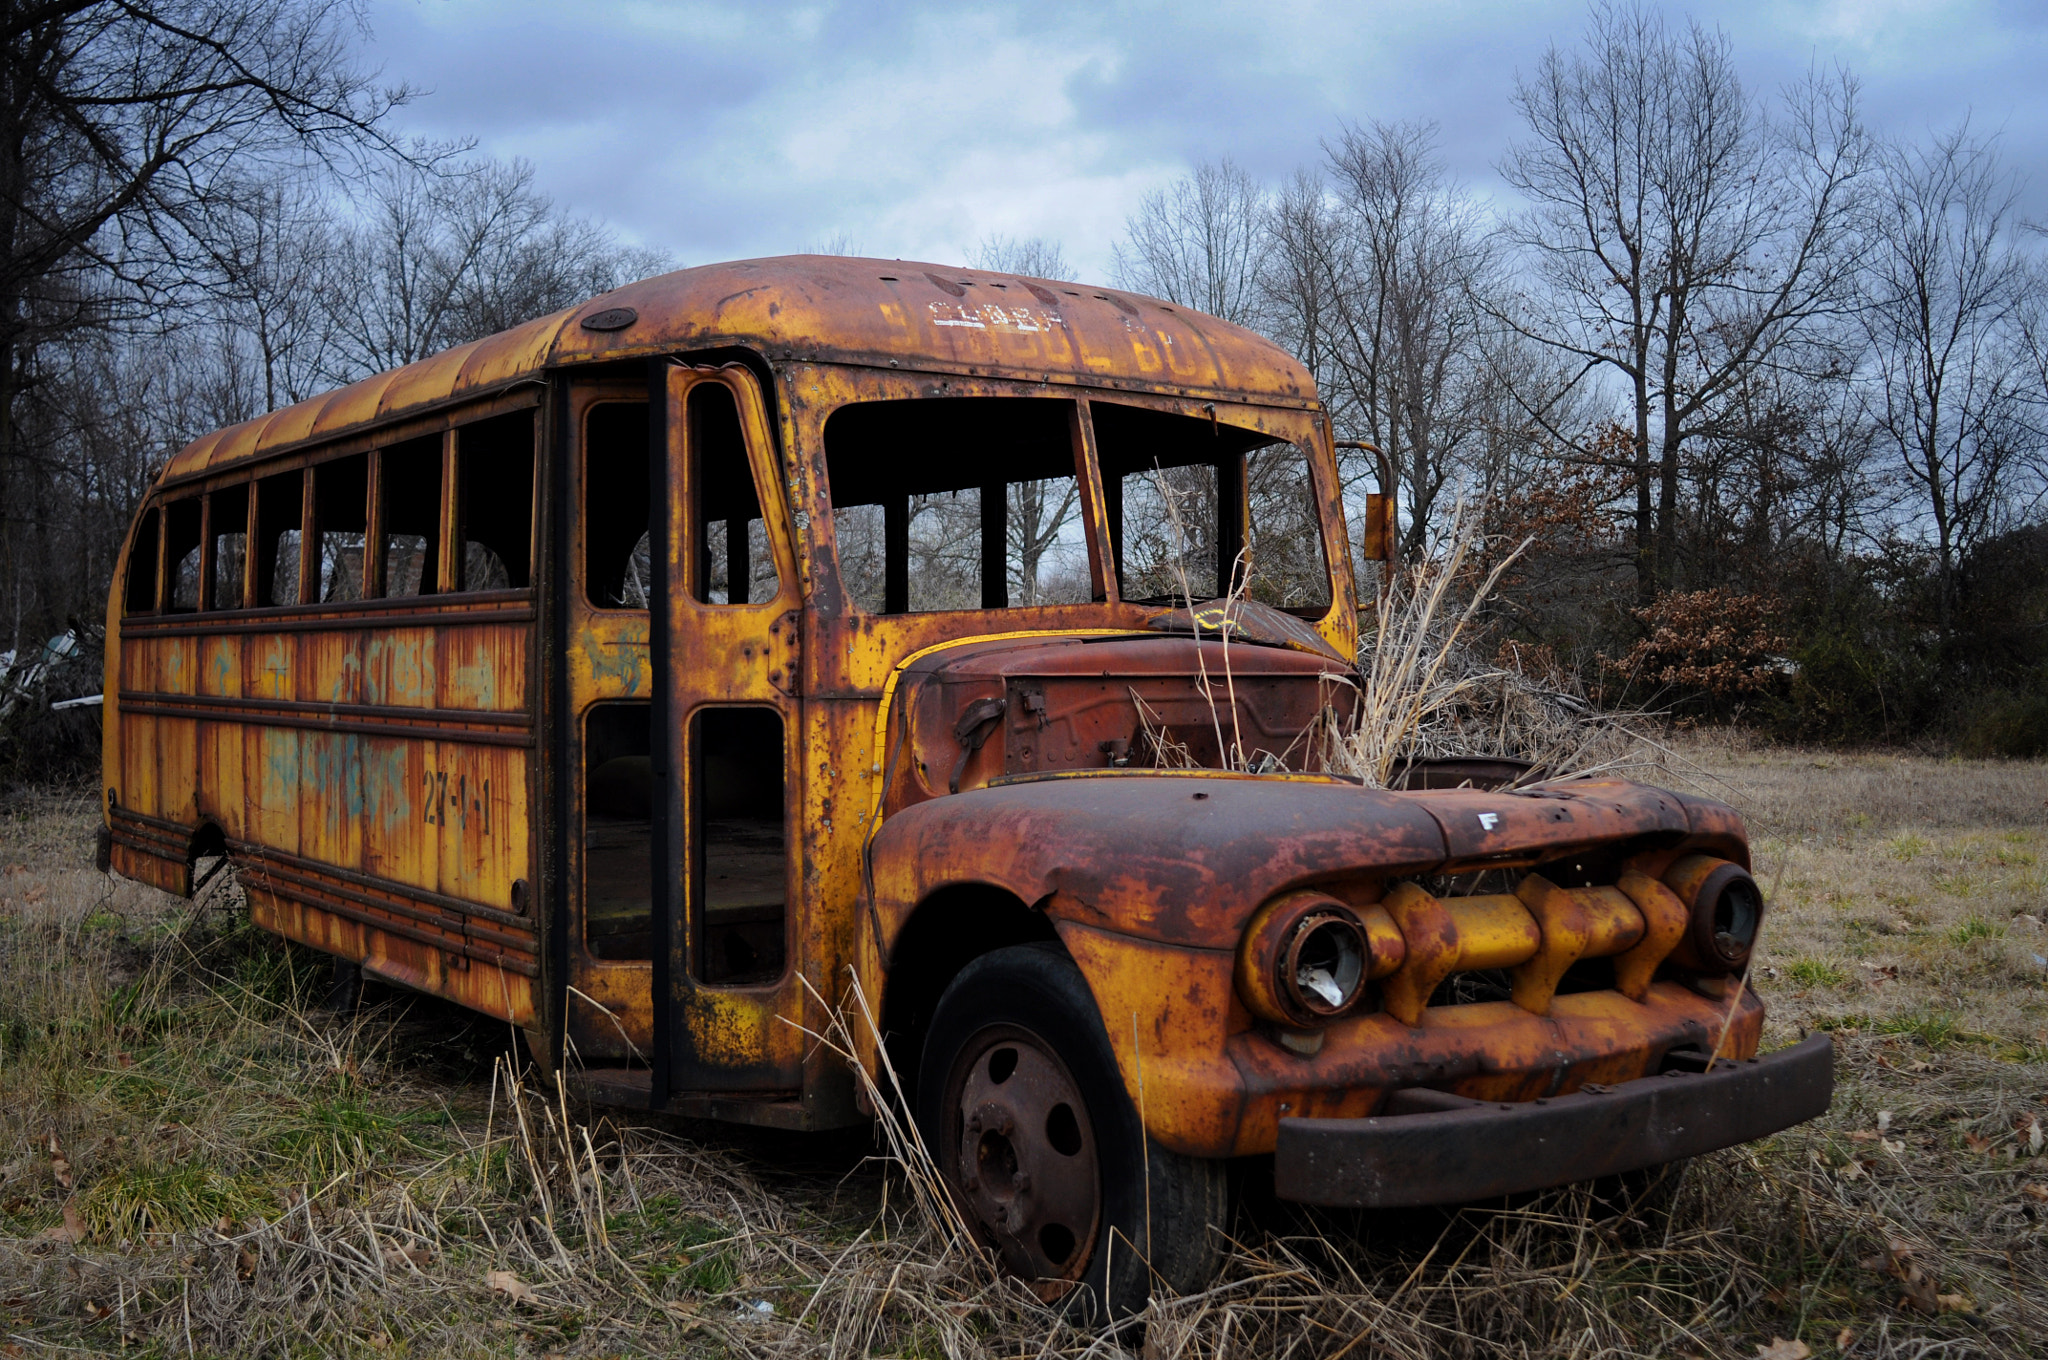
915,943 -> 1227,1319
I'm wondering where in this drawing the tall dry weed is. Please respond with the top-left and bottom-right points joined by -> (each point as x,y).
1323,503 -> 1663,788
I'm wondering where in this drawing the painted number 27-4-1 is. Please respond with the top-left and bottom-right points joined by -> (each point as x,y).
421,770 -> 491,834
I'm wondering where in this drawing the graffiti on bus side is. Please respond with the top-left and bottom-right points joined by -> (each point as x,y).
421,769 -> 492,834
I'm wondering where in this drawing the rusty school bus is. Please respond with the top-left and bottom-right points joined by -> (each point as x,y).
102,255 -> 1830,1312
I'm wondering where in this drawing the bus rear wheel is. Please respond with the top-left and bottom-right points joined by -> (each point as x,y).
916,943 -> 1227,1319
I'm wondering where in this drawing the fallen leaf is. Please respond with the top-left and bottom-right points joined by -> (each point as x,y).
1837,1158 -> 1867,1181
1835,1328 -> 1856,1350
2023,1114 -> 2044,1155
1935,1293 -> 1971,1313
215,1215 -> 234,1236
1755,1340 -> 1810,1360
41,1198 -> 86,1244
1861,1239 -> 1942,1314
1876,1110 -> 1893,1133
1880,1138 -> 1905,1155
1848,1130 -> 1880,1143
1905,1060 -> 1932,1072
401,1246 -> 432,1268
2021,1183 -> 2048,1203
46,1132 -> 72,1191
80,1299 -> 107,1320
114,1053 -> 133,1068
1964,1132 -> 1994,1154
237,1249 -> 257,1281
484,1270 -> 533,1305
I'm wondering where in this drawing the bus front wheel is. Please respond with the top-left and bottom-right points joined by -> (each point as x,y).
915,943 -> 1227,1319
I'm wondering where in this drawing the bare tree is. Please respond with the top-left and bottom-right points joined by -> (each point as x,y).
198,174 -> 337,414
1113,159 -> 1268,325
1498,1 -> 1871,601
1862,122 -> 2040,629
0,0 -> 409,643
323,157 -> 667,380
1321,121 -> 1499,557
973,234 -> 1073,281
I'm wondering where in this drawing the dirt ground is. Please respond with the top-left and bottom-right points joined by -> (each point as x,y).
1,744 -> 2044,1358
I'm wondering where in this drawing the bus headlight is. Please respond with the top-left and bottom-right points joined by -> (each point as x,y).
1236,891 -> 1369,1026
1663,855 -> 1764,974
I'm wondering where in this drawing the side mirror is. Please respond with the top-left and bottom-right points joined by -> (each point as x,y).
1334,439 -> 1397,568
1362,492 -> 1396,563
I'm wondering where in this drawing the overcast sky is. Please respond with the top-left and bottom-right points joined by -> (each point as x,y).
362,0 -> 2048,282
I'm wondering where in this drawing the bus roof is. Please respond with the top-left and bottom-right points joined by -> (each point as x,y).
159,255 -> 1316,485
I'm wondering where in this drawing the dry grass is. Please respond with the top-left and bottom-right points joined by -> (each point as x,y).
1324,510 -> 1663,789
4,748 -> 2047,1357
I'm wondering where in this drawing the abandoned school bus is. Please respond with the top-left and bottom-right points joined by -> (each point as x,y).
101,255 -> 1831,1309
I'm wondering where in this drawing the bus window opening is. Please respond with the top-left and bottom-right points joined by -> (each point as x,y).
165,497 -> 203,612
379,436 -> 442,598
210,483 -> 250,610
583,402 -> 651,608
823,397 -> 1090,613
688,384 -> 780,606
1092,401 -> 1330,613
693,707 -> 786,986
314,454 -> 369,603
583,703 -> 652,962
254,469 -> 304,606
456,411 -> 534,591
123,507 -> 160,615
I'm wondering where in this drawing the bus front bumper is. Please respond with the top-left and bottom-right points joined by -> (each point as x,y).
1273,1034 -> 1834,1207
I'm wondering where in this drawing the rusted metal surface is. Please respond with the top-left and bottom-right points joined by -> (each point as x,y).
1273,1033 -> 1835,1206
153,258 -> 1314,490
868,771 -> 1773,1159
866,775 -> 1739,948
101,252 -> 1808,1194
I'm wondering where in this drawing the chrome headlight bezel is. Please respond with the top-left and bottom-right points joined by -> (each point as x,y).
1236,891 -> 1370,1027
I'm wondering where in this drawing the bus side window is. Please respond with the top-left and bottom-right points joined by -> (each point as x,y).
124,507 -> 160,615
210,483 -> 250,610
313,454 -> 370,603
378,435 -> 442,598
456,411 -> 534,592
583,402 -> 651,608
165,497 -> 204,612
253,468 -> 305,606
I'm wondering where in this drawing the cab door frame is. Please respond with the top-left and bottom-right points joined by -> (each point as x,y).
647,357 -> 807,1106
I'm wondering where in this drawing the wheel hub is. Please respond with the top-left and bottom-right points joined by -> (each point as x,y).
948,1027 -> 1101,1286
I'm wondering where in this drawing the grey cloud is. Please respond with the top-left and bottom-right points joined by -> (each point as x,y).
363,1 -> 2048,282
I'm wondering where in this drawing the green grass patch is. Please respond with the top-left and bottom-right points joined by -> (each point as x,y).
267,1094 -> 441,1182
1946,916 -> 2004,947
1886,833 -> 1931,862
80,1159 -> 270,1240
623,1202 -> 743,1295
1875,1009 -> 1964,1048
1787,958 -> 1850,988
